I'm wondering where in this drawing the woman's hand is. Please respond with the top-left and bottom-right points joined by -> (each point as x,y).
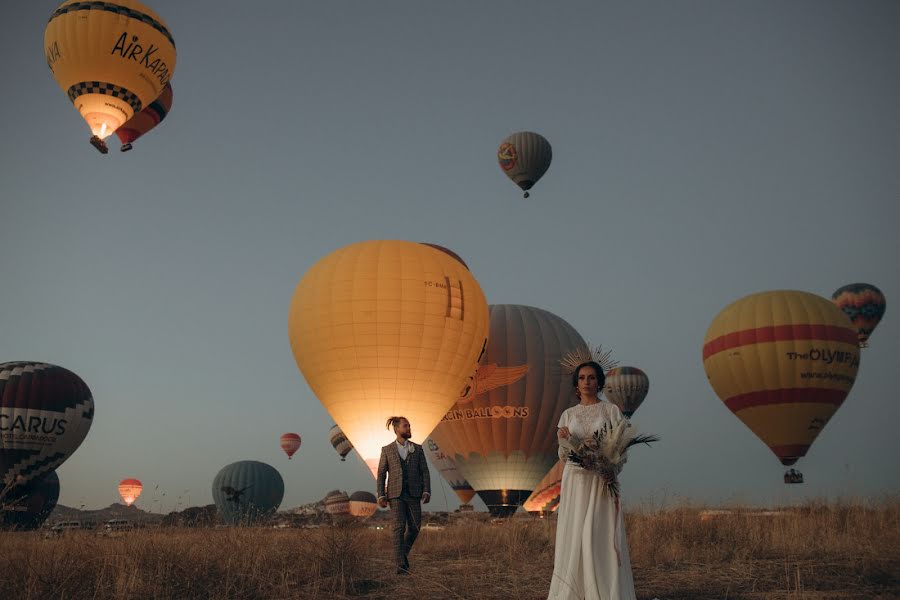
558,426 -> 571,440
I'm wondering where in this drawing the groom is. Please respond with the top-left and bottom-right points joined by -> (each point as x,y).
376,416 -> 431,574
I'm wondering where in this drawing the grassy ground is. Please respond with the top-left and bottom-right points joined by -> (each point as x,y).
1,499 -> 897,599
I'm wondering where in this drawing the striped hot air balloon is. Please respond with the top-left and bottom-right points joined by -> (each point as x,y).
703,290 -> 860,471
603,367 -> 650,418
424,437 -> 476,505
831,283 -> 886,348
497,132 -> 552,198
348,491 -> 378,518
324,490 -> 350,516
0,362 -> 94,503
280,433 -> 302,459
328,424 -> 353,461
118,478 -> 143,506
115,82 -> 173,151
522,460 -> 563,514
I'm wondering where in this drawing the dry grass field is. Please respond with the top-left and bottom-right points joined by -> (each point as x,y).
1,498 -> 897,600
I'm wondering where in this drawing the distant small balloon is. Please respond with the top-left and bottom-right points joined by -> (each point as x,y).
280,433 -> 302,459
497,132 -> 552,198
118,478 -> 143,506
831,283 -> 886,347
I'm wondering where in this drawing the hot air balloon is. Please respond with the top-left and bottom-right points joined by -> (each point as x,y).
329,424 -> 353,461
703,290 -> 860,479
603,367 -> 650,418
280,433 -> 302,459
212,461 -> 284,525
497,132 -> 552,198
288,240 -> 489,478
523,460 -> 563,514
0,362 -> 94,504
1,470 -> 60,531
831,283 -> 886,347
429,304 -> 586,517
44,0 -> 177,153
324,490 -> 350,516
115,82 -> 173,152
118,478 -> 143,506
423,437 -> 476,506
348,491 -> 378,518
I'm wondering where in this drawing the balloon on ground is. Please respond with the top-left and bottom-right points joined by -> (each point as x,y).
424,437 -> 476,506
523,461 -> 563,514
0,470 -> 60,531
348,491 -> 378,518
212,461 -> 284,525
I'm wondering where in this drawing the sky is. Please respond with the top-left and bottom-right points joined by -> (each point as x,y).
1,1 -> 898,513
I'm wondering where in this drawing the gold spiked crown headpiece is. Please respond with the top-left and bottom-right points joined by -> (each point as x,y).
559,344 -> 619,375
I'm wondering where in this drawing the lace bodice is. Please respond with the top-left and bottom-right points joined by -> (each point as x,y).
557,400 -> 625,462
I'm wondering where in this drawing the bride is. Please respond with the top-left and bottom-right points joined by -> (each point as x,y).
547,359 -> 637,600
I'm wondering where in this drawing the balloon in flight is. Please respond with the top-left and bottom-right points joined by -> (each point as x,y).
212,461 -> 284,525
280,433 -> 302,459
831,283 -> 886,348
497,131 -> 552,198
329,424 -> 353,461
603,367 -> 650,418
703,290 -> 860,469
115,82 -> 173,152
429,304 -> 586,516
44,0 -> 177,150
288,240 -> 489,478
118,478 -> 143,506
0,362 -> 94,502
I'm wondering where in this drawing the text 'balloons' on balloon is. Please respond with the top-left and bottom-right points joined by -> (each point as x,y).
1,470 -> 60,531
44,0 -> 177,147
118,478 -> 143,506
0,362 -> 94,502
329,424 -> 354,461
212,461 -> 284,526
832,283 -> 886,348
288,240 -> 489,478
280,433 -> 302,459
702,290 -> 861,469
116,82 -> 173,152
497,131 -> 552,198
603,367 -> 650,418
429,304 -> 586,517
424,437 -> 476,505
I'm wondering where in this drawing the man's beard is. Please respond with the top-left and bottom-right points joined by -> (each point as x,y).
400,431 -> 412,439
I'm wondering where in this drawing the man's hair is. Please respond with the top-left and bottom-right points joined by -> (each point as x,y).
386,416 -> 408,430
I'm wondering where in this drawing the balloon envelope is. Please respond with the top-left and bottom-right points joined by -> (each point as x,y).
831,283 -> 886,347
348,491 -> 378,518
44,0 -> 177,139
324,490 -> 350,515
0,362 -> 94,500
497,131 -> 552,197
329,424 -> 353,460
118,478 -> 143,506
523,460 -> 563,514
1,470 -> 60,531
115,82 -> 173,148
288,240 -> 489,477
212,461 -> 284,525
603,367 -> 649,418
703,290 -> 860,466
280,433 -> 302,459
429,304 -> 586,517
424,437 -> 476,505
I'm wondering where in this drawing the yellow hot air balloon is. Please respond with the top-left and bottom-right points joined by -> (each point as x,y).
703,290 -> 860,471
44,1 -> 176,152
288,240 -> 489,478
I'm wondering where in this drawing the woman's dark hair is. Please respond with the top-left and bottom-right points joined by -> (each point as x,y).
386,416 -> 408,430
571,361 -> 606,390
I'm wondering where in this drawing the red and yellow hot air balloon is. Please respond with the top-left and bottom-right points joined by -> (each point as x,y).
831,283 -> 886,348
280,433 -> 302,459
118,478 -> 143,506
703,290 -> 860,475
116,82 -> 173,152
44,0 -> 177,153
288,241 -> 489,478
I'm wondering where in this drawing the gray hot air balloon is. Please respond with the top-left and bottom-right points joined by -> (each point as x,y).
212,461 -> 284,525
1,470 -> 60,530
430,304 -> 586,517
497,131 -> 552,198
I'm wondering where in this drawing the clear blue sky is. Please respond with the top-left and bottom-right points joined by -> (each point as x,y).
1,1 -> 897,512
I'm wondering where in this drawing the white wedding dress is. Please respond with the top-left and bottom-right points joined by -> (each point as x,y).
547,400 -> 637,600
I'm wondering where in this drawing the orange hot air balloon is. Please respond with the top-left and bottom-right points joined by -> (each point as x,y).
288,241 -> 489,478
115,82 -> 173,152
118,478 -> 143,506
831,283 -> 886,348
603,366 -> 649,418
703,290 -> 860,469
280,433 -> 302,459
523,460 -> 563,514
